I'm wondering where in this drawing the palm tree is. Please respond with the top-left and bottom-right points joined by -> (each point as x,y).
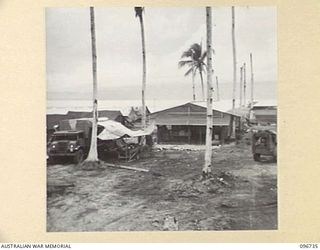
85,7 -> 99,163
134,7 -> 147,134
178,43 -> 207,101
203,7 -> 213,177
178,58 -> 196,101
231,6 -> 237,138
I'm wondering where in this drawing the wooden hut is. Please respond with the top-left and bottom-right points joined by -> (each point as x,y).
149,102 -> 241,145
250,101 -> 277,125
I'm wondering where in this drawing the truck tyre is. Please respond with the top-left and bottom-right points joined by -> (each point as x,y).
273,155 -> 277,162
253,153 -> 260,162
74,150 -> 84,164
48,156 -> 56,165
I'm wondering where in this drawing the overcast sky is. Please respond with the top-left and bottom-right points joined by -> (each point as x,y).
46,7 -> 277,101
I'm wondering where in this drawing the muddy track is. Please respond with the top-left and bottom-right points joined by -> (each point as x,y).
47,143 -> 277,231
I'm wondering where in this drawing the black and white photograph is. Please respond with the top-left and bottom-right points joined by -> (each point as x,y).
46,6 -> 277,232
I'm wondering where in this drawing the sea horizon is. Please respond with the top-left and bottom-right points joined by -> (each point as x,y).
47,97 -> 276,116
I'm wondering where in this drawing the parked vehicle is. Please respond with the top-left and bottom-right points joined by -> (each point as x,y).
47,130 -> 89,163
251,127 -> 277,162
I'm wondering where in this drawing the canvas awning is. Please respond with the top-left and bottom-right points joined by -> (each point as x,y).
59,117 -> 154,141
97,118 -> 154,140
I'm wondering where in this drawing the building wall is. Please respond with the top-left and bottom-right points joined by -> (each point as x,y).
156,125 -> 229,145
251,107 -> 277,125
151,103 -> 239,145
150,103 -> 233,126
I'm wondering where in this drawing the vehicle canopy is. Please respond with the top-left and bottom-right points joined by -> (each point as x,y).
51,130 -> 85,141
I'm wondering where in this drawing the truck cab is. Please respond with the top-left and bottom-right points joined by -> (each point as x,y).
47,130 -> 87,163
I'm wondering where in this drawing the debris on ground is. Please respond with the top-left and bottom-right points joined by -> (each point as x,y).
47,142 -> 277,231
163,215 -> 179,231
154,144 -> 221,151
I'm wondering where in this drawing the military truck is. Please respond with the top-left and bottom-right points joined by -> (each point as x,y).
251,126 -> 277,162
47,118 -> 97,164
47,117 -> 150,164
47,130 -> 89,163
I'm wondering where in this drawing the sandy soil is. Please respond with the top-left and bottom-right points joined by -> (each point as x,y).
47,141 -> 277,232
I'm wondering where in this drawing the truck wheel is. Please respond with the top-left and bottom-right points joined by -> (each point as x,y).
74,150 -> 84,164
253,153 -> 260,162
48,156 -> 56,165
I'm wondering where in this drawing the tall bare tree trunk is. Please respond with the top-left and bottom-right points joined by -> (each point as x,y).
192,67 -> 196,101
231,6 -> 237,138
203,7 -> 213,176
239,66 -> 243,107
199,70 -> 205,101
85,7 -> 98,162
138,12 -> 147,131
216,76 -> 220,101
243,62 -> 247,107
250,53 -> 254,108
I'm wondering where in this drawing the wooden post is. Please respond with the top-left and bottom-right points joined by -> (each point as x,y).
221,127 -> 225,145
203,7 -> 213,176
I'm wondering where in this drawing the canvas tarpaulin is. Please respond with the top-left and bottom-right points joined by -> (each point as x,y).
58,117 -> 154,140
97,119 -> 154,140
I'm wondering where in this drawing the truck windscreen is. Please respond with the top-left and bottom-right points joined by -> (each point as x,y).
53,134 -> 78,141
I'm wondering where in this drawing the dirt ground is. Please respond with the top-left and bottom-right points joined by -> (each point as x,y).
47,140 -> 277,232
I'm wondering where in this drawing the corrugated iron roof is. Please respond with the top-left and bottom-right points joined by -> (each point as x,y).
252,100 -> 277,107
150,101 -> 241,117
253,109 -> 277,116
190,101 -> 242,117
66,110 -> 123,120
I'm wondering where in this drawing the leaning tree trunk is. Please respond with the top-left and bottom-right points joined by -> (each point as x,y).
203,7 -> 213,176
138,12 -> 147,132
199,69 -> 205,101
230,6 -> 237,138
85,7 -> 98,162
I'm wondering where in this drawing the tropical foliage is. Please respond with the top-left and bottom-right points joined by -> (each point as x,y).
178,43 -> 207,100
